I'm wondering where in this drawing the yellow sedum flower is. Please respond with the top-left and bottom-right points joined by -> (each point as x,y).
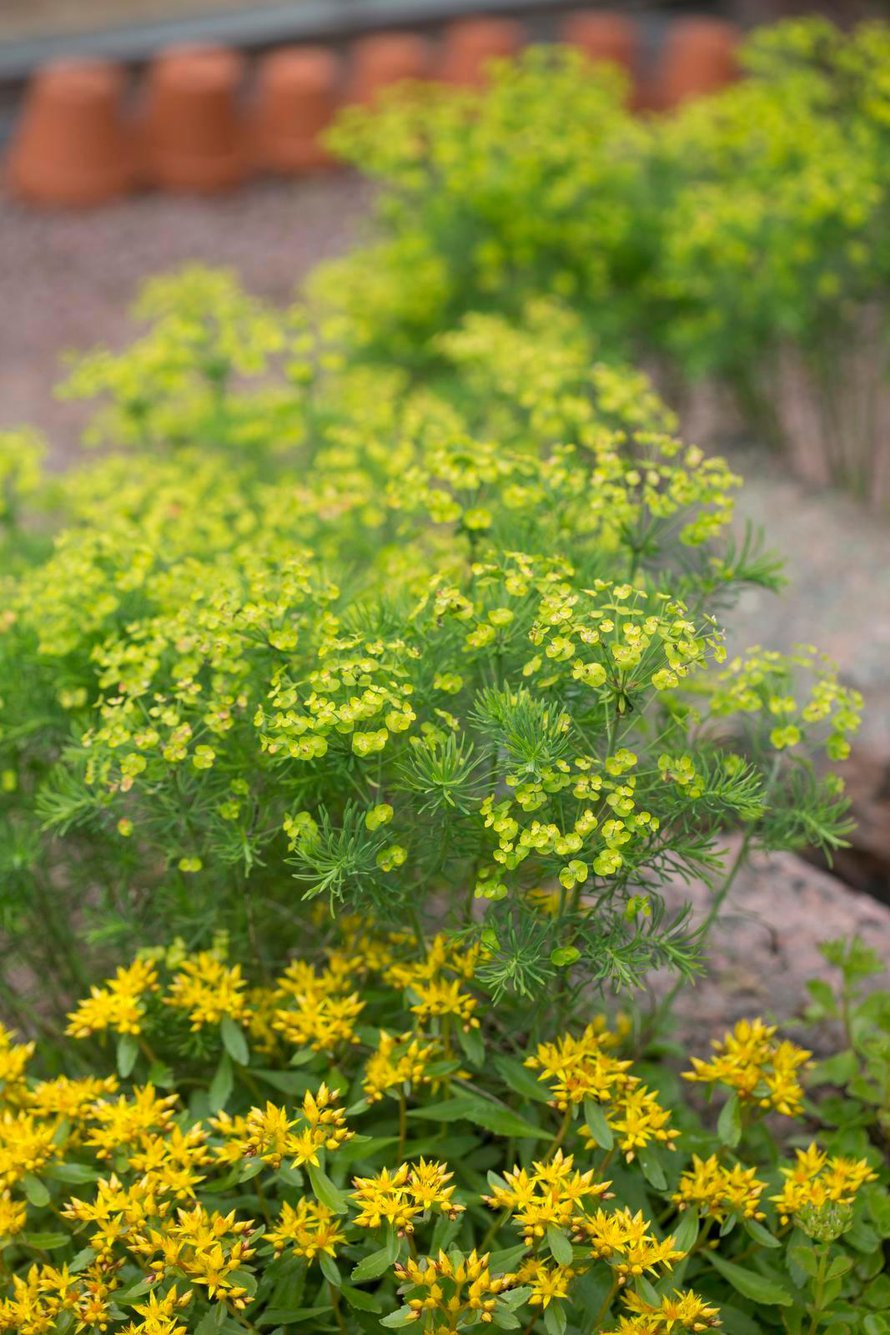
363,1030 -> 442,1103
394,1249 -> 515,1333
683,1017 -> 811,1116
352,1159 -> 463,1234
770,1143 -> 878,1226
66,959 -> 160,1039
672,1154 -> 767,1225
164,953 -> 248,1030
265,1198 -> 346,1261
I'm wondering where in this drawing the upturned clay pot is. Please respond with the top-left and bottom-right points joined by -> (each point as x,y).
250,46 -> 340,174
559,10 -> 639,76
346,32 -> 432,105
8,59 -> 134,208
141,45 -> 247,192
436,17 -> 524,88
655,18 -> 741,109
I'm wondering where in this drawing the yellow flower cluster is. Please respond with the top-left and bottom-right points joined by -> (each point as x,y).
673,1154 -> 767,1225
363,1031 -> 442,1103
265,1197 -> 346,1260
683,1017 -> 811,1116
771,1143 -> 878,1226
66,959 -> 159,1039
395,1248 -> 515,1331
610,1289 -> 721,1332
484,1149 -> 611,1243
164,953 -> 248,1030
3,931 -> 881,1334
352,1159 -> 463,1232
213,1084 -> 352,1169
526,1020 -> 678,1161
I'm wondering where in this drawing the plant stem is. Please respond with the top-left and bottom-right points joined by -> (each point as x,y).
588,1277 -> 620,1332
329,1280 -> 348,1335
398,1090 -> 408,1160
806,1246 -> 830,1335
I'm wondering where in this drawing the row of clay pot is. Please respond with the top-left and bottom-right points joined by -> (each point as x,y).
7,13 -> 740,208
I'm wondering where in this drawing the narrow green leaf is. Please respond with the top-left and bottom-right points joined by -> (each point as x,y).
351,1247 -> 395,1284
340,1283 -> 383,1313
380,1307 -> 416,1328
23,1173 -> 50,1208
22,1232 -> 69,1250
307,1163 -> 348,1214
209,1052 -> 234,1113
116,1032 -> 139,1079
221,1016 -> 250,1067
256,1308 -> 331,1328
115,1278 -> 153,1304
743,1217 -> 781,1249
717,1093 -> 742,1148
637,1145 -> 667,1191
493,1056 -> 550,1104
457,1023 -> 485,1067
319,1251 -> 341,1287
672,1208 -> 699,1253
826,1254 -> 853,1281
44,1161 -> 99,1185
788,1245 -> 819,1279
543,1301 -> 567,1335
492,1310 -> 521,1329
253,1068 -> 313,1097
547,1225 -> 573,1267
408,1096 -> 544,1140
707,1252 -> 794,1306
582,1098 -> 614,1151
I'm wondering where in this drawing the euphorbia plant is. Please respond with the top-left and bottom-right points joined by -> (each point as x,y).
0,274 -> 859,1023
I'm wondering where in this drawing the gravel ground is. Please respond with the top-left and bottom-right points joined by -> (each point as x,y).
1,172 -> 888,1012
0,173 -> 371,465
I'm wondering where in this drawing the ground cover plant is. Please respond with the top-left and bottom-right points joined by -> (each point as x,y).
0,925 -> 887,1334
319,19 -> 890,498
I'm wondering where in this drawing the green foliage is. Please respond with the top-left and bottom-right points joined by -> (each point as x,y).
0,932 -> 886,1334
320,22 -> 890,492
0,271 -> 861,1024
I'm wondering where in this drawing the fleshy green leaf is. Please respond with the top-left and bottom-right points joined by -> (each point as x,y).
116,1032 -> 139,1079
493,1056 -> 550,1104
209,1052 -> 234,1113
23,1174 -> 50,1208
408,1095 -> 544,1140
221,1016 -> 250,1067
547,1224 -> 573,1267
672,1207 -> 699,1253
307,1163 -> 348,1214
583,1098 -> 614,1151
707,1253 -> 794,1306
717,1093 -> 742,1148
637,1145 -> 667,1191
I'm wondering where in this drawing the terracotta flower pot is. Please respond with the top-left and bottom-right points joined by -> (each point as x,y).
142,45 -> 247,192
560,11 -> 639,76
656,18 -> 741,109
346,32 -> 432,106
436,17 -> 524,88
7,59 -> 134,208
250,46 -> 340,174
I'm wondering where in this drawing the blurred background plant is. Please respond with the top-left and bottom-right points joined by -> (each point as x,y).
319,19 -> 890,501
